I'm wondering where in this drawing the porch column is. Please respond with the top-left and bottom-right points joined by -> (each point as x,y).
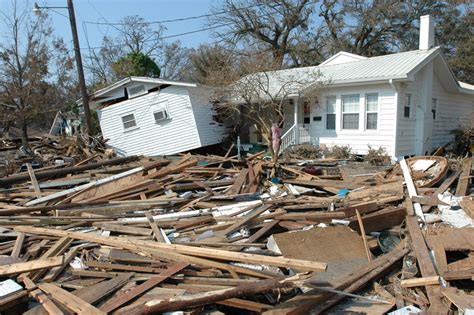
415,63 -> 433,155
293,97 -> 299,144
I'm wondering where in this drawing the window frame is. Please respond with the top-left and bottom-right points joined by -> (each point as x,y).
365,93 -> 378,131
431,98 -> 437,120
404,94 -> 412,118
153,108 -> 170,123
151,100 -> 171,124
325,96 -> 336,130
121,113 -> 138,131
127,84 -> 147,99
341,94 -> 360,130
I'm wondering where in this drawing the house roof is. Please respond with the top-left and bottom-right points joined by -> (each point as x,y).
318,51 -> 368,66
89,76 -> 197,101
236,47 -> 474,98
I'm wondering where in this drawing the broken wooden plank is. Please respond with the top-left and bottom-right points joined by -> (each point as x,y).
37,283 -> 105,315
100,262 -> 188,313
26,163 -> 42,198
400,158 -> 425,221
0,256 -> 64,276
10,232 -> 25,258
15,226 -> 328,272
400,276 -> 440,288
355,209 -> 372,262
455,157 -> 472,196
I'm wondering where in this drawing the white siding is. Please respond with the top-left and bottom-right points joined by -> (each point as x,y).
97,86 -> 201,156
188,87 -> 227,147
397,73 -> 419,156
431,74 -> 473,149
310,84 -> 397,156
396,72 -> 474,156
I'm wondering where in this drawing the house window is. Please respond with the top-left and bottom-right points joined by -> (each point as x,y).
342,94 -> 360,129
365,93 -> 378,130
153,109 -> 169,122
432,98 -> 437,119
326,96 -> 336,130
404,94 -> 411,118
121,113 -> 137,130
127,85 -> 147,99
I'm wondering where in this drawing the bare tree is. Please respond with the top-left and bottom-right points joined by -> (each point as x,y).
210,51 -> 324,165
210,0 -> 315,67
86,16 -> 190,85
0,0 -> 74,149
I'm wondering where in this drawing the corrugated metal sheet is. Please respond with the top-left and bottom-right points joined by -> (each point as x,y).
237,48 -> 440,97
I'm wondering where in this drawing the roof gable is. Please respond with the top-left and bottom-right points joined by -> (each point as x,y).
319,51 -> 368,66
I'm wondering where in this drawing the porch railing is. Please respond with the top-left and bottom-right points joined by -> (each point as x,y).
279,124 -> 311,154
280,124 -> 297,153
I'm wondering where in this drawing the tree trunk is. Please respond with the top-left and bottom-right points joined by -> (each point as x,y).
20,115 -> 29,148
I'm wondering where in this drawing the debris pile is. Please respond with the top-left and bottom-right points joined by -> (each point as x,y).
0,147 -> 472,314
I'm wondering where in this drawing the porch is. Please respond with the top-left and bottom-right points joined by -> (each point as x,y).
280,98 -> 314,153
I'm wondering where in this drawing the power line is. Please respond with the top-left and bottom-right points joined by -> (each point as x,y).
82,2 -> 272,26
80,1 -> 318,51
81,22 -> 233,50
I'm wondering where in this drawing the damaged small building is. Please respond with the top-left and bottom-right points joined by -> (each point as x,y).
85,77 -> 228,156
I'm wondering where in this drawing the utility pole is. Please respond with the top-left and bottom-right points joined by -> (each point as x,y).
34,1 -> 93,140
67,0 -> 92,140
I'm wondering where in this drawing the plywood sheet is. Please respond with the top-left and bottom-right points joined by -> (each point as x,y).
273,226 -> 368,282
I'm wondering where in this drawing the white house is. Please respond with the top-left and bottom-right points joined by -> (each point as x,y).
88,77 -> 227,156
244,15 -> 474,158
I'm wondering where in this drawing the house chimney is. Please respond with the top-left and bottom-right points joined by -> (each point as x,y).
419,15 -> 434,50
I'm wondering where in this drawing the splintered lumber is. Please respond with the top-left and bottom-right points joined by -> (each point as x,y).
227,168 -> 248,195
37,283 -> 105,315
400,276 -> 441,288
15,226 -> 327,272
422,170 -> 461,212
406,202 -> 448,313
456,157 -> 472,196
264,242 -> 409,315
400,159 -> 425,221
25,166 -> 145,206
100,262 -> 188,313
22,277 -> 64,315
217,298 -> 271,313
283,178 -> 362,190
11,232 -> 25,258
348,207 -> 406,234
0,256 -> 64,276
355,209 -> 372,262
115,276 -> 301,315
0,156 -> 138,187
26,163 -> 42,198
146,212 -> 165,242
441,287 -> 474,312
460,197 -> 474,219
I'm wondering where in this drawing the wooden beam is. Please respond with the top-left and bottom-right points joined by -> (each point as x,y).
456,157 -> 472,196
21,277 -> 64,315
0,256 -> 64,276
0,156 -> 139,187
100,262 -> 188,313
401,276 -> 441,288
146,212 -> 165,242
37,283 -> 105,315
10,232 -> 25,258
400,159 -> 424,221
115,276 -> 299,314
406,202 -> 448,313
355,209 -> 372,262
16,226 -> 328,272
26,163 -> 42,198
